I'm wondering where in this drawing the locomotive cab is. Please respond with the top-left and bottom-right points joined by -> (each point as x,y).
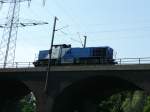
33,44 -> 71,66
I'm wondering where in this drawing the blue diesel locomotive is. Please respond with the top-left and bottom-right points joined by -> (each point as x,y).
33,44 -> 116,66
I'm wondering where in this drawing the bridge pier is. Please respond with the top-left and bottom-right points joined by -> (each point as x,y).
36,92 -> 48,112
23,80 -> 58,112
23,81 -> 49,112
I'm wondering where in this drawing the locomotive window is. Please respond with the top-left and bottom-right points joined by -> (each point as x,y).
93,48 -> 106,57
67,50 -> 71,54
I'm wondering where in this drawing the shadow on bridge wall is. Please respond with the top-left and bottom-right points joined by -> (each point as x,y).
0,80 -> 31,112
52,76 -> 143,112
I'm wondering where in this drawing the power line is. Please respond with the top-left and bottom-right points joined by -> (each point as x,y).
85,27 -> 150,34
42,0 -> 45,6
57,25 -> 150,36
52,0 -> 86,32
0,0 -> 31,3
0,21 -> 48,28
77,32 -> 84,47
42,0 -> 89,46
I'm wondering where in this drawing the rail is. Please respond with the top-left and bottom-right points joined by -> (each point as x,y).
0,57 -> 150,68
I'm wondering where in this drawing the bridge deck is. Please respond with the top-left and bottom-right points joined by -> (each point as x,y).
0,64 -> 150,72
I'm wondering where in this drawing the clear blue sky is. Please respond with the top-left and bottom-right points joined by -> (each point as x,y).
0,0 -> 150,62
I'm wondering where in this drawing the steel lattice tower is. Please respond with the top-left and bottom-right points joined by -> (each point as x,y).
0,0 -> 27,68
0,0 -> 48,68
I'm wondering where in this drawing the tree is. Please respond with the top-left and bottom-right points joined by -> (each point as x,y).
19,93 -> 36,112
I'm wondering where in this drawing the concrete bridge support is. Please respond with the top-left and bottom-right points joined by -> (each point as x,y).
23,80 -> 60,112
21,71 -> 150,112
51,75 -> 142,112
23,81 -> 49,112
1,65 -> 150,112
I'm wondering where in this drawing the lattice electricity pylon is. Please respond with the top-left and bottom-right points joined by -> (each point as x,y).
0,0 -> 48,68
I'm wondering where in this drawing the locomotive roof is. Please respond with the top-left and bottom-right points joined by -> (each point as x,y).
39,46 -> 113,52
72,46 -> 112,49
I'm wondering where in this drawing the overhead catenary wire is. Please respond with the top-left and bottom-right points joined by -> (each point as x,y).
43,0 -> 150,37
21,0 -> 54,21
56,25 -> 150,36
52,24 -> 86,46
27,0 -> 150,44
52,0 -> 86,33
47,0 -> 150,43
77,32 -> 84,47
42,0 -> 89,46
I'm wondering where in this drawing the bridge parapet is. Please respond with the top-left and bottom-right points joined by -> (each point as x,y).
0,62 -> 34,68
116,57 -> 150,64
0,64 -> 150,73
0,57 -> 150,69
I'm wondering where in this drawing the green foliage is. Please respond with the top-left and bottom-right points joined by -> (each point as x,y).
18,91 -> 150,112
98,93 -> 123,112
0,94 -> 36,112
98,90 -> 150,112
19,93 -> 36,112
143,96 -> 150,112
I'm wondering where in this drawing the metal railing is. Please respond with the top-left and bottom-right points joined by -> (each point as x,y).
0,62 -> 34,68
115,57 -> 150,65
1,57 -> 150,68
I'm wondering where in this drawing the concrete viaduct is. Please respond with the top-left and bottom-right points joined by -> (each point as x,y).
0,64 -> 150,112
